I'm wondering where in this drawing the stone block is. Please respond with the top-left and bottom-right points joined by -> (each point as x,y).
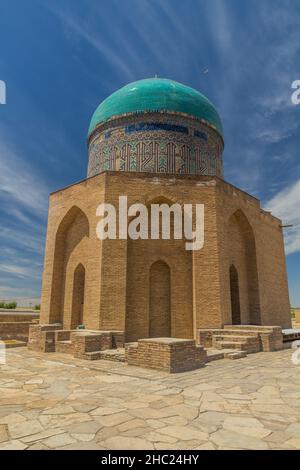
126,338 -> 207,373
27,324 -> 61,352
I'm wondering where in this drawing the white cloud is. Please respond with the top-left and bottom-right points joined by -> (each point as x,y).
265,179 -> 300,255
0,139 -> 49,217
257,128 -> 293,144
0,226 -> 44,255
45,3 -> 135,82
0,285 -> 40,304
0,264 -> 40,279
0,136 -> 47,298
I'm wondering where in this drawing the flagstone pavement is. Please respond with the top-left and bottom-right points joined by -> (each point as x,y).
0,348 -> 300,450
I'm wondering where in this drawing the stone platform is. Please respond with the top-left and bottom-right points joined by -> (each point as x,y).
27,324 -> 124,358
1,347 -> 300,450
198,325 -> 283,354
126,338 -> 207,373
27,324 -> 286,373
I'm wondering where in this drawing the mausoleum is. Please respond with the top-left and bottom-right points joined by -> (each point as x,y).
28,78 -> 291,371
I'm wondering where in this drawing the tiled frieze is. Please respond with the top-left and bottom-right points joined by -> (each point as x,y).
87,112 -> 223,178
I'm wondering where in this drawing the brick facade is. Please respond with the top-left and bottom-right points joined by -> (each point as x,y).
125,338 -> 207,373
39,171 -> 291,340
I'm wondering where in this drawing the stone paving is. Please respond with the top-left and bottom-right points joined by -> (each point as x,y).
0,348 -> 300,450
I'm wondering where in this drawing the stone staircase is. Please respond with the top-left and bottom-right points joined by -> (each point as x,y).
28,323 -> 284,372
198,325 -> 283,356
55,330 -> 74,354
212,332 -> 261,353
206,348 -> 247,361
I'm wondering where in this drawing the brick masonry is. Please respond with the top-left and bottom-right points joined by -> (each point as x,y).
39,171 -> 291,340
197,325 -> 283,352
27,324 -> 125,359
0,312 -> 39,323
0,322 -> 32,342
125,337 -> 207,373
27,324 -> 61,352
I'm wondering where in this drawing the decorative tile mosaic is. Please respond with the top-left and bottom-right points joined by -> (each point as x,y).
87,112 -> 223,178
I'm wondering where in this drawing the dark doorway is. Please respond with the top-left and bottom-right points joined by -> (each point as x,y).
149,260 -> 171,337
71,264 -> 85,328
230,264 -> 241,325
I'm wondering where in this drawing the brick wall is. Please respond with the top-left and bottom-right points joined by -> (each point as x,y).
0,312 -> 39,323
39,171 -> 291,340
0,322 -> 32,341
215,181 -> 291,328
126,338 -> 207,373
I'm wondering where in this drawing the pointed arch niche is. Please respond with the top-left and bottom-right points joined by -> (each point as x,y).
49,206 -> 89,325
227,210 -> 261,325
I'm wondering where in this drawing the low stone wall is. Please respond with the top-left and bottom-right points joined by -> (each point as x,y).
27,324 -> 125,358
228,325 -> 283,351
126,338 -> 207,373
0,322 -> 32,342
28,324 -> 62,352
197,325 -> 283,352
72,332 -> 111,358
0,310 -> 39,323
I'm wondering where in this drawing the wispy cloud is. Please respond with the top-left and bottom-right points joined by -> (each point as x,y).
265,178 -> 300,255
0,284 -> 40,303
0,133 -> 48,297
0,263 -> 41,280
45,2 -> 136,82
0,139 -> 49,216
0,0 -> 299,303
0,226 -> 45,255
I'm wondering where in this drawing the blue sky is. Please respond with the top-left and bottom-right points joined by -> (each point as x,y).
0,0 -> 299,306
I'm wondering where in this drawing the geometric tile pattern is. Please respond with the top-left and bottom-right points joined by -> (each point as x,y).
88,112 -> 224,178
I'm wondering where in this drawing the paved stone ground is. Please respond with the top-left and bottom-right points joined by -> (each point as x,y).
0,348 -> 300,450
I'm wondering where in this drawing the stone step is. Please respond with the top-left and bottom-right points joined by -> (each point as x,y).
222,330 -> 259,337
224,351 -> 247,360
205,350 -> 225,362
213,334 -> 257,343
55,340 -> 73,354
77,348 -> 126,362
2,339 -> 27,348
209,329 -> 259,337
98,348 -> 126,362
205,348 -> 248,362
227,325 -> 280,332
213,340 -> 248,350
77,351 -> 102,360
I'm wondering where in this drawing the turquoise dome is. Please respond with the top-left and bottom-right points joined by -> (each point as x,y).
88,78 -> 223,137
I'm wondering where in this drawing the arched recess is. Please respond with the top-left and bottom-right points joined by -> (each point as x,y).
149,260 -> 171,337
49,206 -> 89,324
227,209 -> 261,325
71,263 -> 85,328
125,194 -> 193,342
229,264 -> 241,325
